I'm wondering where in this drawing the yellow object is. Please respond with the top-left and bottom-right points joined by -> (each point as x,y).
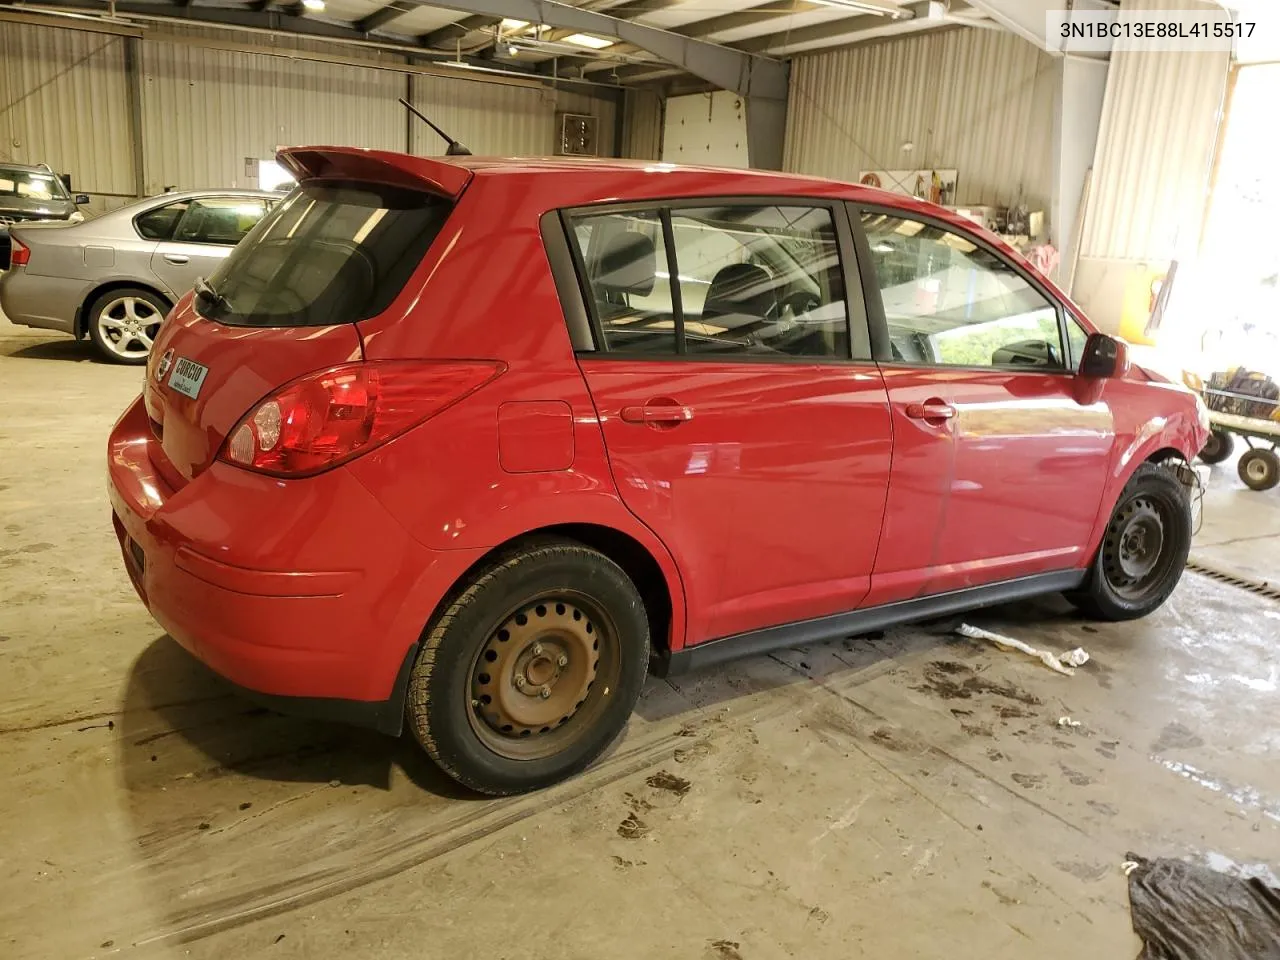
1117,265 -> 1166,345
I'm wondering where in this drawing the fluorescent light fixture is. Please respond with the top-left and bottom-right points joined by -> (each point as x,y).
563,33 -> 614,49
301,0 -> 325,10
806,0 -> 899,15
500,17 -> 528,29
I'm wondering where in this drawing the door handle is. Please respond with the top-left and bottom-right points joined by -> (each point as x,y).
905,399 -> 956,423
620,401 -> 693,425
162,253 -> 190,264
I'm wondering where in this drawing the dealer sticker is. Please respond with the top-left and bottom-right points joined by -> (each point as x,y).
167,357 -> 209,400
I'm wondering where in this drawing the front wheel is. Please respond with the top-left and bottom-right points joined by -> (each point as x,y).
1070,463 -> 1192,622
406,539 -> 650,796
1198,430 -> 1234,465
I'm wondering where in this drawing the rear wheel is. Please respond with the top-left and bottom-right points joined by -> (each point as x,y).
87,287 -> 168,364
1238,448 -> 1280,491
406,539 -> 650,795
1070,463 -> 1192,621
1198,430 -> 1234,465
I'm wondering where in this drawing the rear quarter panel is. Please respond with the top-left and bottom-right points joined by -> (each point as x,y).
349,178 -> 690,649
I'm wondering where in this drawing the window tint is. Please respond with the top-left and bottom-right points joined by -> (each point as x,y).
196,182 -> 452,328
134,201 -> 190,241
174,197 -> 267,246
669,206 -> 848,359
572,209 -> 677,354
862,212 -> 1065,369
569,203 -> 852,360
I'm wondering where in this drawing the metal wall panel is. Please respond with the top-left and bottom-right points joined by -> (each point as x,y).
622,88 -> 663,160
1079,0 -> 1230,260
140,37 -> 405,193
0,21 -> 134,194
411,74 -> 554,156
784,27 -> 1055,210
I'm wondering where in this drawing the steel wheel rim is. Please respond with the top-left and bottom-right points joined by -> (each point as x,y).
1246,457 -> 1271,483
1103,495 -> 1176,600
97,296 -> 160,359
467,591 -> 621,761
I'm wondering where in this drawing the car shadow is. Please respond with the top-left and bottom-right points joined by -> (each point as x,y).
3,338 -> 102,363
632,593 -> 1085,725
104,599 -> 1086,947
118,598 -> 1085,791
116,635 -> 478,800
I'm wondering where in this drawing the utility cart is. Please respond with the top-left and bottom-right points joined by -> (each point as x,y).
1196,368 -> 1280,491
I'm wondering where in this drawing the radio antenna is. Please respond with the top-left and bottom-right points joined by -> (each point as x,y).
398,97 -> 472,156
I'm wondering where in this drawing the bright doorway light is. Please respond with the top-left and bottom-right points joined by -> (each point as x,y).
258,159 -> 296,192
500,18 -> 528,29
302,0 -> 325,10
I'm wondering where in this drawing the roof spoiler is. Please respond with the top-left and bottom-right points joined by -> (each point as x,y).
276,146 -> 472,200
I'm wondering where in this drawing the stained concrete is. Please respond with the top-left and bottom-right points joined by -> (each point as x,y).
2,313 -> 1279,960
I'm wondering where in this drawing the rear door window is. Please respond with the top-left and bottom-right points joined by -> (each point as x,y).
174,197 -> 267,246
194,182 -> 452,328
135,200 -> 190,240
570,210 -> 676,354
568,202 -> 856,360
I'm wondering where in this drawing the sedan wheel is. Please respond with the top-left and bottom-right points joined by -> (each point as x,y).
87,289 -> 167,364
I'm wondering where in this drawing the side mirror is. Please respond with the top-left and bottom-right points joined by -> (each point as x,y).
75,194 -> 90,205
1079,332 -> 1129,378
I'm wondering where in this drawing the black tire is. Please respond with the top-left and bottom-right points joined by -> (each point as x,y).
406,539 -> 650,796
1238,448 -> 1280,491
86,287 -> 169,365
1070,463 -> 1192,622
1198,430 -> 1234,465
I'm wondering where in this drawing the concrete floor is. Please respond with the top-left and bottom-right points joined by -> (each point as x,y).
3,312 -> 1280,960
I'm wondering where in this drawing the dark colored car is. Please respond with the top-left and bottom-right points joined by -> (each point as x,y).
0,162 -> 88,266
108,147 -> 1209,797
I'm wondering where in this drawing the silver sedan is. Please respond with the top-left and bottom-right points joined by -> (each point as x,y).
0,189 -> 277,363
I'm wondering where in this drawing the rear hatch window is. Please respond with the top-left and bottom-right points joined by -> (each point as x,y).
193,181 -> 452,327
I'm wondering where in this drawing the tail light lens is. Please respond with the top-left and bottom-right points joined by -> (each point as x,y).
9,238 -> 30,267
220,360 -> 504,477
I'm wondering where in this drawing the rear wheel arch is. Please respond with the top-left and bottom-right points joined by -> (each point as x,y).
77,280 -> 173,339
423,523 -> 677,659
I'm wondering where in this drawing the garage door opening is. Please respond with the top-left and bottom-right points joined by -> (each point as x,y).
1159,63 -> 1280,379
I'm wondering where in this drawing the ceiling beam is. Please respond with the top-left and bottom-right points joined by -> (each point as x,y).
356,2 -> 416,33
389,0 -> 788,100
575,0 -> 951,74
964,0 -> 1111,51
419,14 -> 498,47
728,0 -> 935,55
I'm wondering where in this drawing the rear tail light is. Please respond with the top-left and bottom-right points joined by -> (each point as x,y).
9,238 -> 30,267
220,360 -> 505,477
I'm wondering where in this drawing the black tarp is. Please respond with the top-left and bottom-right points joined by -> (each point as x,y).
1126,852 -> 1280,959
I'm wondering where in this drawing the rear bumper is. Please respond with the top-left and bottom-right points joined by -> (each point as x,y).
107,396 -> 485,732
0,267 -> 86,334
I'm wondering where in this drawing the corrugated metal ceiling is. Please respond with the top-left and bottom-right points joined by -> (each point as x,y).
1,0 -> 985,86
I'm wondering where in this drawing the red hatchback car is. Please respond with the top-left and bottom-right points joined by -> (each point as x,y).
108,147 -> 1208,794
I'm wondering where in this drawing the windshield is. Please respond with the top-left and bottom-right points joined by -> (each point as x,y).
0,168 -> 69,202
195,180 -> 453,328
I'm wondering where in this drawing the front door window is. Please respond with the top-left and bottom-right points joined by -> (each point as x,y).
861,211 -> 1065,370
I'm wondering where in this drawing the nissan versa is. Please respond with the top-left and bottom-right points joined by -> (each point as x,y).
107,147 -> 1210,795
